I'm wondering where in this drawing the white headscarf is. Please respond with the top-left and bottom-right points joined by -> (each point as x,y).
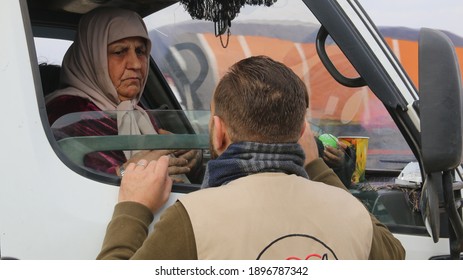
46,7 -> 156,157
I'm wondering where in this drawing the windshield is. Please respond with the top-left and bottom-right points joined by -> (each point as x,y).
145,1 -> 420,172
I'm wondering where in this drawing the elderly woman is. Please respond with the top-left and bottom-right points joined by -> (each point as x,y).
46,7 -> 199,180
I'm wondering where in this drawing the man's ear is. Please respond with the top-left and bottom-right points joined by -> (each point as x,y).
212,116 -> 231,154
300,121 -> 307,138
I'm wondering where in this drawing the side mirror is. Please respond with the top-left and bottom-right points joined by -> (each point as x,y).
419,28 -> 463,247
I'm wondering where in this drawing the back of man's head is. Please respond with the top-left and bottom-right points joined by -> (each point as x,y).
213,55 -> 309,143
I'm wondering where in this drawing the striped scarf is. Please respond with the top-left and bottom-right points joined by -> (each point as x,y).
201,142 -> 308,188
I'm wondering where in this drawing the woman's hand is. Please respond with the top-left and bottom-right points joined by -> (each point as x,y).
158,128 -> 202,171
125,149 -> 190,176
174,149 -> 201,170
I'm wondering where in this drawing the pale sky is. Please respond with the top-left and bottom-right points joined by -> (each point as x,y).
146,0 -> 462,36
359,0 -> 462,36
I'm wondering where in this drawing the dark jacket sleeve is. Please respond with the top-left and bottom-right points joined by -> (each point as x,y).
305,158 -> 406,260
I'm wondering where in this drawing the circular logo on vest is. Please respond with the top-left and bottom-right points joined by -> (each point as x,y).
256,234 -> 338,260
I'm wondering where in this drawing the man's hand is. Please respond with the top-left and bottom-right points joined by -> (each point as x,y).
118,156 -> 173,213
323,141 -> 348,168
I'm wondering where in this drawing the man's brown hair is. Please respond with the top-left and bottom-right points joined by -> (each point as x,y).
213,55 -> 309,143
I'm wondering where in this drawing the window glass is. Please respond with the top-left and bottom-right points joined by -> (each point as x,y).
51,109 -> 210,184
35,37 -> 72,96
355,0 -> 463,229
35,37 -> 72,65
145,2 -> 414,173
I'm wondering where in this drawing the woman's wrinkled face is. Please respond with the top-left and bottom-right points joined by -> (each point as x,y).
107,37 -> 148,102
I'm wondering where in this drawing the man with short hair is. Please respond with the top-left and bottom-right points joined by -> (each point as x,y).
97,55 -> 405,260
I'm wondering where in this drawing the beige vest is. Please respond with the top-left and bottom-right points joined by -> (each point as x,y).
179,173 -> 373,260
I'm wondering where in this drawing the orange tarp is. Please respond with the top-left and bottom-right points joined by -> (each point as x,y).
202,33 -> 463,128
